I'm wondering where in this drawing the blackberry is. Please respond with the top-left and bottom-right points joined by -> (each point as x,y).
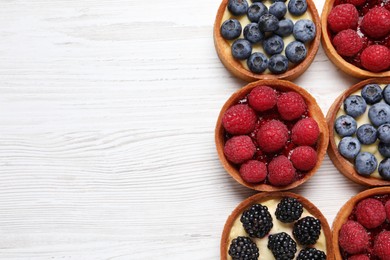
275,197 -> 303,223
267,232 -> 297,260
241,204 -> 273,238
297,248 -> 326,260
293,216 -> 322,245
228,236 -> 259,260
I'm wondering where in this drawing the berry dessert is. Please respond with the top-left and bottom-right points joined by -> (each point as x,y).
221,192 -> 333,260
214,0 -> 321,81
322,0 -> 390,78
216,80 -> 328,191
333,187 -> 390,260
327,78 -> 390,186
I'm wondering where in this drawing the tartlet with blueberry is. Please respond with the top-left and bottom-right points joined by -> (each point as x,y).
214,0 -> 321,82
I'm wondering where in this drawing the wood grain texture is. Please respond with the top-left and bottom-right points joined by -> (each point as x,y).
0,0 -> 367,259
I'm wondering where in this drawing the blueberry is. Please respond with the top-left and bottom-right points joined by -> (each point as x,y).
285,41 -> 307,63
231,39 -> 252,60
368,103 -> 390,127
258,13 -> 279,32
247,2 -> 268,23
269,2 -> 287,19
344,95 -> 367,118
293,19 -> 316,43
378,123 -> 390,143
268,54 -> 289,74
247,52 -> 268,73
221,19 -> 242,40
263,35 -> 284,56
361,84 -> 382,104
355,152 -> 378,176
288,0 -> 308,16
275,19 -> 294,37
379,158 -> 390,180
335,115 -> 357,137
272,0 -> 287,2
356,124 -> 377,144
244,23 -> 264,43
338,137 -> 361,159
379,142 -> 390,158
383,85 -> 390,104
228,0 -> 249,16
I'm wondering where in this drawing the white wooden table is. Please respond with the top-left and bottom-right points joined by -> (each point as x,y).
0,0 -> 369,259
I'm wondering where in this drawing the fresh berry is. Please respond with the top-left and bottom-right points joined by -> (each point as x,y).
379,158 -> 390,180
244,23 -> 264,44
327,4 -> 359,33
378,123 -> 390,143
258,13 -> 279,32
290,146 -> 317,171
277,92 -> 307,121
344,95 -> 367,118
335,115 -> 357,137
293,216 -> 321,245
256,120 -> 288,153
285,41 -> 307,63
385,200 -> 390,221
339,220 -> 369,254
379,142 -> 390,158
275,197 -> 303,223
248,86 -> 277,112
268,232 -> 297,260
268,155 -> 296,186
221,19 -> 242,40
228,236 -> 259,260
361,84 -> 383,105
368,102 -> 390,127
355,152 -> 377,176
333,29 -> 363,57
247,52 -> 268,73
222,104 -> 257,135
338,137 -> 361,159
373,231 -> 390,260
275,19 -> 294,37
291,118 -> 319,146
356,198 -> 386,229
247,2 -> 268,23
348,255 -> 369,260
360,45 -> 390,73
268,54 -> 289,74
361,7 -> 390,39
241,204 -> 273,238
356,124 -> 377,144
269,2 -> 287,19
231,39 -> 252,60
224,135 -> 256,164
288,0 -> 308,16
239,160 -> 267,183
297,248 -> 326,260
293,19 -> 316,43
345,0 -> 366,6
228,0 -> 249,16
263,35 -> 284,56
383,84 -> 390,104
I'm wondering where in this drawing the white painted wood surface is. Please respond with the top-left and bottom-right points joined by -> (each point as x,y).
0,0 -> 369,259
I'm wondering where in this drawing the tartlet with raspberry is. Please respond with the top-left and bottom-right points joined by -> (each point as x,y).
215,80 -> 328,191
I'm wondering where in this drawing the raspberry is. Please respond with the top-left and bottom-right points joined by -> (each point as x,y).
327,4 -> 359,33
291,118 -> 320,146
290,146 -> 318,171
248,86 -> 277,112
277,92 -> 307,121
224,135 -> 256,164
268,155 -> 296,186
385,200 -> 390,221
239,160 -> 267,183
348,255 -> 369,260
339,220 -> 369,254
356,198 -> 386,229
333,29 -> 363,57
373,231 -> 390,260
361,7 -> 390,39
361,45 -> 390,72
241,204 -> 273,238
222,104 -> 257,135
345,0 -> 366,6
256,120 -> 288,153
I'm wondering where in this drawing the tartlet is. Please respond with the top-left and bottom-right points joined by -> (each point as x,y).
214,0 -> 322,82
215,80 -> 328,191
327,78 -> 390,186
221,192 -> 334,260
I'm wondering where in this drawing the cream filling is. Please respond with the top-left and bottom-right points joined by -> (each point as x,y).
227,199 -> 327,260
222,0 -> 313,73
